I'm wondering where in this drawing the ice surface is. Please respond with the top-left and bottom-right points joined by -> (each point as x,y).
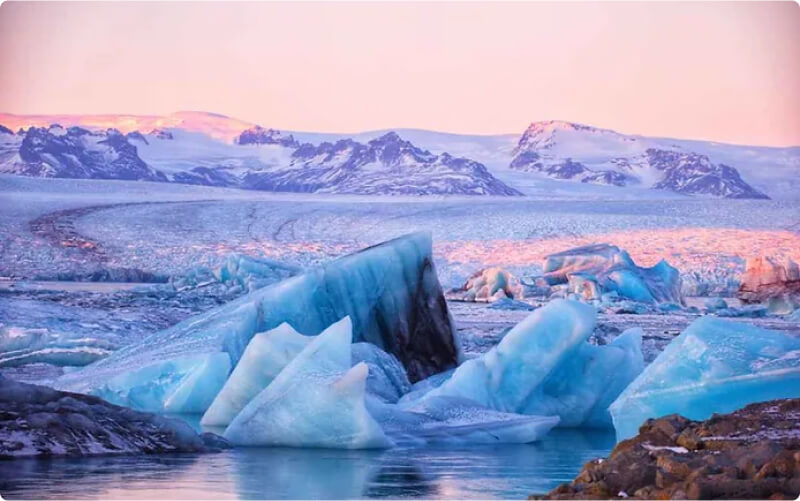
543,244 -> 682,304
56,232 -> 458,409
201,323 -> 312,426
351,342 -> 411,403
0,326 -> 114,368
409,300 -> 644,428
610,316 -> 800,441
223,317 -> 392,449
520,328 -> 644,428
92,352 -> 231,414
367,395 -> 560,446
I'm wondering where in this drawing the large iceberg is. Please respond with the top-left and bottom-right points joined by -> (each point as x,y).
224,317 -> 392,449
609,316 -> 800,441
542,244 -> 682,304
201,323 -> 311,426
221,315 -> 556,448
56,232 -> 459,412
407,300 -> 644,428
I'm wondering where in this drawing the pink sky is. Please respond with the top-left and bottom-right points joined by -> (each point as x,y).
0,1 -> 798,146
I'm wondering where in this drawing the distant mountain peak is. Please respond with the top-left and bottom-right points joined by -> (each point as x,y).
236,125 -> 299,148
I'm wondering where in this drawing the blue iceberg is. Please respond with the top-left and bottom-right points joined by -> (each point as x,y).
543,244 -> 683,304
408,300 -> 644,428
224,317 -> 392,449
609,316 -> 800,441
56,232 -> 459,412
201,323 -> 311,426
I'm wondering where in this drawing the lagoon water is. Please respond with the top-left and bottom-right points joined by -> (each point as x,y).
0,429 -> 614,500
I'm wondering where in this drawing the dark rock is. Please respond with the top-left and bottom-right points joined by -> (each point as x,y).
0,376 -> 228,458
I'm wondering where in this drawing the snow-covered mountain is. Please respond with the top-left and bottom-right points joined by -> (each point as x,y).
0,112 -> 796,199
0,125 -> 165,182
240,131 -> 521,195
506,121 -> 779,199
0,121 -> 520,196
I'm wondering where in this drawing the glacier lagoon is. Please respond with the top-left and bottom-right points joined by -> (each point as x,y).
1,177 -> 800,499
0,429 -> 616,500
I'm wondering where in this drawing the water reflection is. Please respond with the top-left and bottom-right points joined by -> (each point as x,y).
0,429 -> 614,500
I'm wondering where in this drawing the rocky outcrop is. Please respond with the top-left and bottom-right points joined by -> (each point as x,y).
0,376 -> 229,458
531,399 -> 800,500
738,257 -> 800,312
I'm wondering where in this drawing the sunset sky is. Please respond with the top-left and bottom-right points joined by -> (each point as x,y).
0,1 -> 798,146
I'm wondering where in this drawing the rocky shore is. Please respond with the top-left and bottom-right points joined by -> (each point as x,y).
531,399 -> 800,500
0,376 -> 229,458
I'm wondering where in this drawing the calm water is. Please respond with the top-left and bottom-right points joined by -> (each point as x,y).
0,430 -> 614,500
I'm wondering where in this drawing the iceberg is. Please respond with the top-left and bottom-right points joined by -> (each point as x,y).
542,244 -> 683,304
92,352 -> 231,414
351,342 -> 411,403
609,316 -> 800,441
367,395 -> 559,446
448,267 -> 524,302
56,232 -> 459,412
409,300 -> 644,428
0,326 -> 115,368
201,323 -> 312,426
738,256 -> 800,305
223,317 -> 392,449
171,254 -> 300,293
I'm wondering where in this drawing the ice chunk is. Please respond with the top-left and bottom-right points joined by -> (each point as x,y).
520,328 -> 645,428
609,316 -> 800,441
172,254 -> 299,293
448,267 -> 524,302
216,254 -> 302,293
410,300 -> 643,427
704,297 -> 728,312
92,352 -> 231,414
0,326 -> 114,368
543,244 -> 683,304
351,342 -> 411,403
201,323 -> 312,426
368,395 -> 559,445
488,297 -> 536,311
224,317 -> 392,449
738,256 -> 800,315
56,233 -> 458,410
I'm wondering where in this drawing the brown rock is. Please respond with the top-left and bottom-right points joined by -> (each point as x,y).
532,399 -> 800,500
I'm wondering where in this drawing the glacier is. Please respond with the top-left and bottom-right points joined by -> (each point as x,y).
55,232 -> 458,413
224,317 -> 392,449
542,244 -> 682,304
405,300 -> 644,428
609,316 -> 800,441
